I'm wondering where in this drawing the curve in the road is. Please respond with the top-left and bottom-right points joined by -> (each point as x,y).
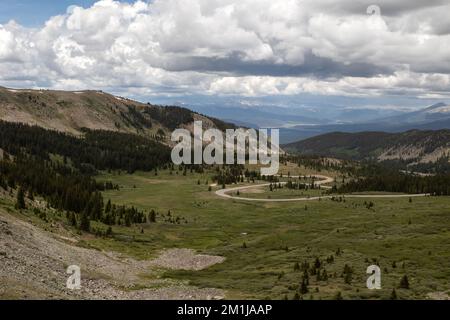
215,174 -> 430,202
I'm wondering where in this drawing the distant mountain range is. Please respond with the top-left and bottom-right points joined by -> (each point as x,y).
175,96 -> 450,143
280,103 -> 450,143
283,129 -> 450,164
2,86 -> 449,166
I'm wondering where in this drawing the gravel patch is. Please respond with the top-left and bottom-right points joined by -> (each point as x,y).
151,249 -> 225,271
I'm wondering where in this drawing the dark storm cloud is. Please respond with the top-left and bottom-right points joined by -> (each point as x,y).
316,0 -> 448,17
156,52 -> 392,78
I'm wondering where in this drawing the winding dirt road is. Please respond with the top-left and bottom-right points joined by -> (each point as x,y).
215,174 -> 430,202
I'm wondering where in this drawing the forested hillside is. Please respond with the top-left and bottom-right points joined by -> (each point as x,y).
0,121 -> 171,233
283,130 -> 450,165
0,121 -> 170,173
336,164 -> 450,195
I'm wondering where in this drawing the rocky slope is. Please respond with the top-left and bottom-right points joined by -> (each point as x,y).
0,208 -> 224,300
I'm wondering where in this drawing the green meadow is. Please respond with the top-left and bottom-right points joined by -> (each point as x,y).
87,168 -> 450,300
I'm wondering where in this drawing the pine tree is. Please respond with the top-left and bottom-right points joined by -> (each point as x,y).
343,264 -> 353,284
399,275 -> 410,289
80,212 -> 90,232
316,271 -> 322,281
300,278 -> 308,294
303,270 -> 309,285
105,200 -> 112,213
15,187 -> 26,210
314,257 -> 321,269
124,214 -> 131,227
344,271 -> 352,284
149,210 -> 156,223
69,212 -> 77,226
27,189 -> 34,201
390,288 -> 397,300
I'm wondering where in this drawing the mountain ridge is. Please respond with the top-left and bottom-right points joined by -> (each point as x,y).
0,86 -> 235,140
283,129 -> 450,164
277,102 -> 450,143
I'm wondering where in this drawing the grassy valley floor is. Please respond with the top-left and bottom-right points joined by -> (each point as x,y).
89,168 -> 450,300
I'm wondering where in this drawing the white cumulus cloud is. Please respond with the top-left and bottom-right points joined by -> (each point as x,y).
0,0 -> 449,99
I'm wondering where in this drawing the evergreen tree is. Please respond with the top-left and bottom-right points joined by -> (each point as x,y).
149,210 -> 156,223
343,264 -> 353,284
344,272 -> 352,284
105,200 -> 112,213
300,278 -> 308,294
69,212 -> 77,226
80,211 -> 90,232
390,288 -> 398,300
399,275 -> 410,289
15,187 -> 26,210
314,257 -> 321,269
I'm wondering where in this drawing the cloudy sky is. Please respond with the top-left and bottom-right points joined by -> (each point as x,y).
0,0 -> 449,111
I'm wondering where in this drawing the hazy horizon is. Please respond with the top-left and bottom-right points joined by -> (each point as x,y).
1,0 -> 450,117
